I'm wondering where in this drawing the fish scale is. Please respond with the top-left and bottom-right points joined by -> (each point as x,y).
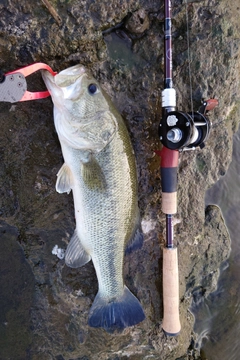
79,131 -> 131,297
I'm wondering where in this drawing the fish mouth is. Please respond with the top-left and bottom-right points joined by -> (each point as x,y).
42,64 -> 86,101
41,68 -> 58,96
57,64 -> 86,77
55,65 -> 86,88
42,64 -> 86,87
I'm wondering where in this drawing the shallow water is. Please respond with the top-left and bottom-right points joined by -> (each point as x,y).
192,126 -> 240,359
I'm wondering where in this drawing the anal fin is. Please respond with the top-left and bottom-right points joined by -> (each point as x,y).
65,230 -> 91,268
125,227 -> 144,254
125,213 -> 144,254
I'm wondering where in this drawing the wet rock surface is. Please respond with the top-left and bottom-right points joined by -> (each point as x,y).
0,221 -> 35,359
0,0 -> 239,359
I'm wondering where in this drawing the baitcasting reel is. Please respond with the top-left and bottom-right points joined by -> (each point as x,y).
159,99 -> 218,151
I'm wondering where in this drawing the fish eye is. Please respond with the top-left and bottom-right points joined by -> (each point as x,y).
88,83 -> 98,95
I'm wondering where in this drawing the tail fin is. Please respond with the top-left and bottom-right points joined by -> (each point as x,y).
88,286 -> 145,333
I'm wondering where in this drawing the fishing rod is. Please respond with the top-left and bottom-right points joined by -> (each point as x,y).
158,0 -> 218,336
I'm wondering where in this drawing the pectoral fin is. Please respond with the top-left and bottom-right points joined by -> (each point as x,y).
81,158 -> 106,191
65,230 -> 91,268
56,163 -> 73,194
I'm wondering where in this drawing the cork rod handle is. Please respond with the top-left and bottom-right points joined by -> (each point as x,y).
162,247 -> 181,336
162,191 -> 177,214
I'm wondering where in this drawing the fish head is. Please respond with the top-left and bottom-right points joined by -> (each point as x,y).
42,65 -> 118,152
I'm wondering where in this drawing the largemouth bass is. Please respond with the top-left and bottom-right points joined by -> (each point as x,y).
42,65 -> 145,332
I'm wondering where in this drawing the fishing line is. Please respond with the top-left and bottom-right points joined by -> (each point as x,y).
185,0 -> 194,117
